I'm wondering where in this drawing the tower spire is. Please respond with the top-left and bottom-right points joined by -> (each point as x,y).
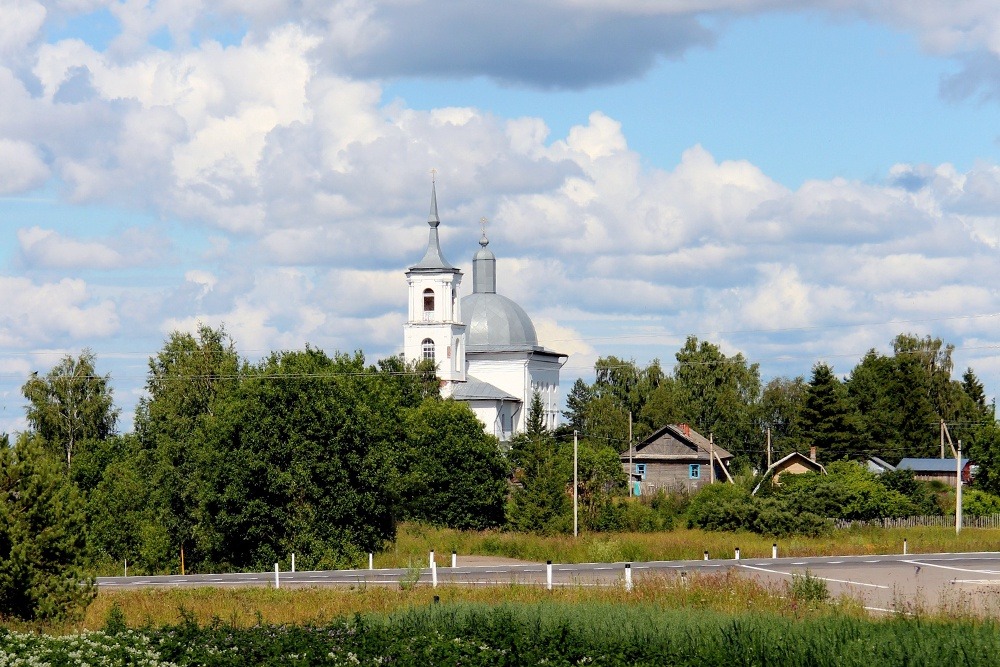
428,169 -> 440,228
410,174 -> 454,270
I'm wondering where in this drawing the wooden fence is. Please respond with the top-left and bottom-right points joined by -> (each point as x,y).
834,513 -> 1000,529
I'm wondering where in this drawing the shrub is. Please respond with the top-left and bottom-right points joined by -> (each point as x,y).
686,484 -> 756,532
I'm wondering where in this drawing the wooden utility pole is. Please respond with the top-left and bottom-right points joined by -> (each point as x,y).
766,427 -> 772,469
628,412 -> 633,497
709,433 -> 715,484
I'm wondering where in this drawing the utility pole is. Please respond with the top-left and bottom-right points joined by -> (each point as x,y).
628,411 -> 633,498
766,427 -> 772,469
940,419 -> 945,459
709,433 -> 715,484
942,422 -> 961,534
573,430 -> 579,538
957,439 -> 963,535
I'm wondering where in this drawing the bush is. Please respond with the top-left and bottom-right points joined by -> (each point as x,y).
752,498 -> 831,538
686,484 -> 756,532
963,489 -> 1000,516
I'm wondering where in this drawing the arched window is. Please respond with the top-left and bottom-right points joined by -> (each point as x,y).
421,338 -> 435,361
423,288 -> 435,312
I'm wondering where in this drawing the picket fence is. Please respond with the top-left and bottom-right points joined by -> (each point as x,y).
834,513 -> 1000,529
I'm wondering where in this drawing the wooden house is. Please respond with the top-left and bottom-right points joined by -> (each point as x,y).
896,458 -> 971,487
620,423 -> 733,495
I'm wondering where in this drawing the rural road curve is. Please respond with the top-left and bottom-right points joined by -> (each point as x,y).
97,552 -> 1000,613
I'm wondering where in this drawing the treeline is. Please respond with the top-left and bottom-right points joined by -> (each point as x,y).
6,326 -> 510,588
564,333 -> 996,470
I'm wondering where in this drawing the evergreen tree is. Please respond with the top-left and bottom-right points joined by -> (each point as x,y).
801,362 -> 860,459
0,435 -> 94,620
562,379 -> 592,432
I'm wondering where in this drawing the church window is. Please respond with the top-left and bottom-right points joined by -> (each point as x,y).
421,338 -> 435,361
423,289 -> 435,312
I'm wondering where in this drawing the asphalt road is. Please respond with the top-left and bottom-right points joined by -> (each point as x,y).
97,552 -> 1000,614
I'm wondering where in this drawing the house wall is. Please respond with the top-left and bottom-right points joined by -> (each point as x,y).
625,460 -> 718,494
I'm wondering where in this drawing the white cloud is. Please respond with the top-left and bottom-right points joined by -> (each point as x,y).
0,139 -> 49,194
0,277 -> 118,346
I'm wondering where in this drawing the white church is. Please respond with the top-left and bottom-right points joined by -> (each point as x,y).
402,182 -> 567,442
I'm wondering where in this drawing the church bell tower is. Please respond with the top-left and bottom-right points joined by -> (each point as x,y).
403,179 -> 467,383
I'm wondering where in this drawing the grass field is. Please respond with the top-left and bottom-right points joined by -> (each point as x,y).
379,522 -> 1000,569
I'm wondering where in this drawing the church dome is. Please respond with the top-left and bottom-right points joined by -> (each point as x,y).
461,292 -> 538,349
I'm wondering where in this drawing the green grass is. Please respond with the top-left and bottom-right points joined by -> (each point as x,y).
8,600 -> 1000,666
383,522 -> 1000,567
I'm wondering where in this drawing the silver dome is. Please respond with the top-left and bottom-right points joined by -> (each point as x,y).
461,292 -> 538,349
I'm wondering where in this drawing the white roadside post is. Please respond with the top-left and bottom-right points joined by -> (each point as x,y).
903,539 -> 908,555
274,563 -> 280,589
369,553 -> 374,570
735,547 -> 741,560
451,551 -> 457,568
772,543 -> 778,559
291,553 -> 295,573
432,559 -> 438,588
625,563 -> 633,592
546,560 -> 553,590
703,551 -> 709,561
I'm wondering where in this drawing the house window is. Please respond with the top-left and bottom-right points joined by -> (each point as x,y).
421,338 -> 435,361
423,288 -> 435,312
635,463 -> 646,478
689,464 -> 700,480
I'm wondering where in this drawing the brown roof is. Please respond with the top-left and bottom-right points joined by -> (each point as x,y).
620,423 -> 733,463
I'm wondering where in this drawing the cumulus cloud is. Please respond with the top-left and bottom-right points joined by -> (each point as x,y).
0,277 -> 117,346
0,139 -> 49,194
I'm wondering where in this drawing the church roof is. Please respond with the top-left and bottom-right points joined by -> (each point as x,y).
409,180 -> 457,272
450,375 -> 519,401
462,292 -> 539,350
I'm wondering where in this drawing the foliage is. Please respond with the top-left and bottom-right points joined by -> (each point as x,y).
21,350 -> 118,471
15,600 -> 1000,667
397,399 -> 508,530
0,435 -> 94,621
878,468 -> 940,516
673,336 -> 761,465
789,570 -> 830,602
758,376 -> 808,465
962,489 -> 1000,516
776,461 -> 915,522
686,483 -> 757,532
801,362 -> 860,459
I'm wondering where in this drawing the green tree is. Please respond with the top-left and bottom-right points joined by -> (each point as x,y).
562,379 -> 592,432
134,325 -> 240,572
398,399 -> 508,530
801,363 -> 860,459
508,397 -> 570,533
758,376 -> 808,465
22,350 -> 118,471
674,336 -> 761,462
0,434 -> 94,620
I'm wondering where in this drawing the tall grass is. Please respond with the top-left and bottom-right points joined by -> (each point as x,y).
78,570 -> 857,632
386,522 -> 1000,566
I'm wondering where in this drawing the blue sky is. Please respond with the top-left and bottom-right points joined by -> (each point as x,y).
2,0 -> 1000,434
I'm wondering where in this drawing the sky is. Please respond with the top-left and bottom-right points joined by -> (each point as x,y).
2,0 -> 1000,434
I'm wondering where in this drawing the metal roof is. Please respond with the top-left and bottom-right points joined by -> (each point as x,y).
450,375 -> 519,401
897,458 -> 969,473
461,292 -> 539,350
409,181 -> 457,272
